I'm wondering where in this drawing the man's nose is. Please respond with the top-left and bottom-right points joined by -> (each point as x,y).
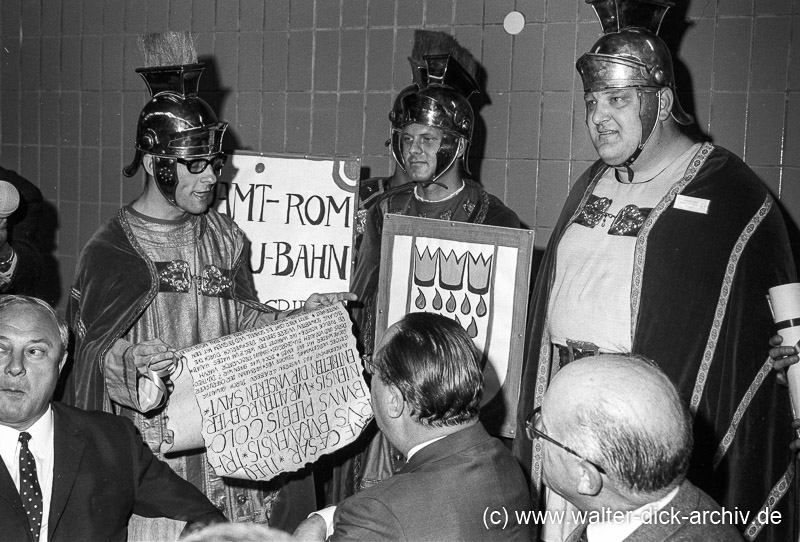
3,351 -> 26,377
409,138 -> 424,154
590,103 -> 609,126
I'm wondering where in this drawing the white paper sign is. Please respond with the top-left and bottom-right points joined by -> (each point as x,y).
173,304 -> 372,481
215,152 -> 359,311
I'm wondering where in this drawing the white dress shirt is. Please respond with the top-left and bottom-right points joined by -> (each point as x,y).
586,485 -> 680,542
0,406 -> 55,542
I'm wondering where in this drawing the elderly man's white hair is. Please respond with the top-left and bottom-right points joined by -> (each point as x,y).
548,354 -> 692,495
0,295 -> 69,358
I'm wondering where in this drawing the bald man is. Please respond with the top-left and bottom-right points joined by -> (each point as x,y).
528,355 -> 743,542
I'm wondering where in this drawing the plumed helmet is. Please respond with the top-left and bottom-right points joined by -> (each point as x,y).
390,54 -> 480,182
576,0 -> 692,166
132,64 -> 227,159
123,33 -> 227,206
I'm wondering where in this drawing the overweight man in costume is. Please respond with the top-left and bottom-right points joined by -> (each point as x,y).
295,313 -> 532,541
0,295 -> 225,542
61,33 -> 353,540
512,2 -> 797,541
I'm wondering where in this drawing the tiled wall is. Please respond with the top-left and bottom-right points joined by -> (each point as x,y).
1,0 -> 799,310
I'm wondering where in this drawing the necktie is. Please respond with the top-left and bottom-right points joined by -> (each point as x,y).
18,432 -> 43,542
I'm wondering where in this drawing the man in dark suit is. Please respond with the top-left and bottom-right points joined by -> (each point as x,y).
0,295 -> 224,542
527,354 -> 743,542
294,312 -> 532,541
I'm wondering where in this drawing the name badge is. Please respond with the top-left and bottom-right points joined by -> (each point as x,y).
674,194 -> 710,214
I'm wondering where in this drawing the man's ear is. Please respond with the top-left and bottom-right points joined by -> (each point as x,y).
386,383 -> 405,419
142,154 -> 155,176
576,461 -> 604,496
657,88 -> 674,121
58,352 -> 68,375
456,138 -> 466,158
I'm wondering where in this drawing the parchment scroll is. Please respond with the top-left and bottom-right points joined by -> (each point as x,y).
171,303 -> 372,481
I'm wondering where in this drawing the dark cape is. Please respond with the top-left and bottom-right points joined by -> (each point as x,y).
59,207 -> 317,531
513,143 -> 798,542
61,207 -> 268,412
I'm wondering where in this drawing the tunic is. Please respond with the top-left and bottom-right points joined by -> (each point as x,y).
63,206 -> 312,535
514,143 -> 798,542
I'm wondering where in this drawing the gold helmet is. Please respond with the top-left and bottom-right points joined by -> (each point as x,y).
123,33 -> 227,205
576,0 -> 692,166
389,55 -> 480,182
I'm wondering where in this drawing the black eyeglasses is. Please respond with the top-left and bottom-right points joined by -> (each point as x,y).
176,154 -> 227,174
525,406 -> 606,474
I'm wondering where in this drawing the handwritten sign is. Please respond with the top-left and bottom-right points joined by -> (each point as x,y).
215,152 -> 359,311
176,304 -> 373,481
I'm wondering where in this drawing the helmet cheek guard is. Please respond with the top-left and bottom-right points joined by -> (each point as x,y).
152,156 -> 180,205
434,133 -> 461,181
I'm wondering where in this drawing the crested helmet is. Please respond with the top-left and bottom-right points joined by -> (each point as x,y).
389,54 -> 480,182
576,0 -> 692,167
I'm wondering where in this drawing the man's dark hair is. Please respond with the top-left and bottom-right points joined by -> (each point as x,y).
373,312 -> 483,427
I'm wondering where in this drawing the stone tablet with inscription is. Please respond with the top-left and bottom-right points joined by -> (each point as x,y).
175,303 -> 372,481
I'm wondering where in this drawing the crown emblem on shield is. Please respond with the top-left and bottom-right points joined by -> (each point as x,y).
439,250 -> 467,291
413,246 -> 438,287
467,254 -> 492,295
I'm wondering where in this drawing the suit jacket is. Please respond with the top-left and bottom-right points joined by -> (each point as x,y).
329,423 -> 532,541
0,402 -> 224,542
565,481 -> 744,542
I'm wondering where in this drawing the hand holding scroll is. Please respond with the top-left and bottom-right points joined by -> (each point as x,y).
126,338 -> 177,377
769,334 -> 799,387
303,291 -> 358,312
768,334 -> 800,455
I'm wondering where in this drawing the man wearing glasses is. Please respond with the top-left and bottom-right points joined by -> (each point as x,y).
62,32 -> 353,539
529,354 -> 743,542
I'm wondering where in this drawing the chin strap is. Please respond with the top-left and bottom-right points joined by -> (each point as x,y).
613,164 -> 636,183
612,89 -> 664,183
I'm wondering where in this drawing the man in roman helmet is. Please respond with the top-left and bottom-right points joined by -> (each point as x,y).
334,51 -> 519,502
352,52 -> 519,365
61,32 -> 353,540
513,1 -> 797,541
354,29 -> 481,253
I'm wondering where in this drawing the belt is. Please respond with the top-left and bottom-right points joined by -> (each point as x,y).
555,340 -> 599,368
